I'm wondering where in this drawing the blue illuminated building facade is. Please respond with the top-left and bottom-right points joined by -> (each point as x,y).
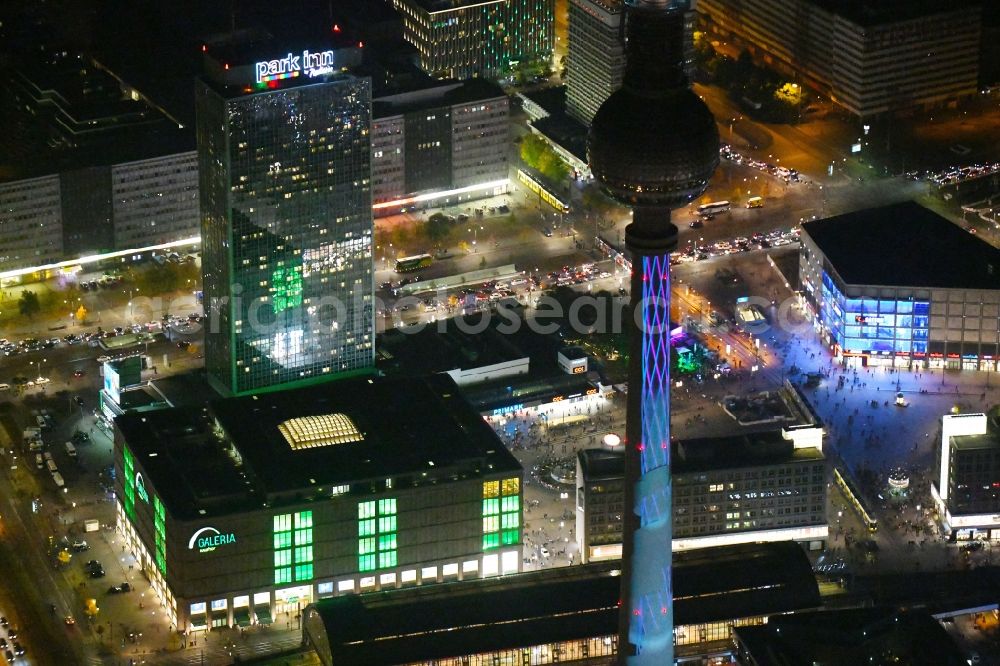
800,203 -> 1000,371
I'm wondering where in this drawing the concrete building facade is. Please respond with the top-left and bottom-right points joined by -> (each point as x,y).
371,80 -> 509,215
697,0 -> 982,118
566,0 -> 624,125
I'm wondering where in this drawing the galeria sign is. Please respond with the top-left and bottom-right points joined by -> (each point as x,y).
255,50 -> 339,83
189,526 -> 237,553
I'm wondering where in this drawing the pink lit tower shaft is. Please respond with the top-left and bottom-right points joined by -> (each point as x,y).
587,1 -> 719,663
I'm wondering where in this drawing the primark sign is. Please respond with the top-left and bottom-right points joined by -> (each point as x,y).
255,50 -> 339,83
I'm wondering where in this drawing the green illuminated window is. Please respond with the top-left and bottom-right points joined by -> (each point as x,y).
153,495 -> 166,575
274,511 -> 312,583
294,511 -> 313,529
483,479 -> 520,552
359,501 -> 376,519
358,497 -> 397,573
123,446 -> 136,521
272,263 -> 303,314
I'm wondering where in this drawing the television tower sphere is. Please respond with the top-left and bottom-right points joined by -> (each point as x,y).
587,2 -> 719,212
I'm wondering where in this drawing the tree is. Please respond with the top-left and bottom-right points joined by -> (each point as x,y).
425,213 -> 451,246
75,305 -> 88,323
18,291 -> 40,319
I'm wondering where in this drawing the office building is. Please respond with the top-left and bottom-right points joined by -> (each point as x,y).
566,0 -> 624,125
303,543 -> 821,666
576,419 -> 827,563
933,410 -> 1000,541
195,66 -> 374,395
696,0 -> 982,118
113,374 -> 523,632
800,201 -> 1000,371
0,175 -> 64,270
392,0 -> 554,80
371,79 -> 509,216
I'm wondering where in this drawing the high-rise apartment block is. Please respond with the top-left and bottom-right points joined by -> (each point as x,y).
195,71 -> 374,396
566,0 -> 625,125
697,0 -> 982,118
392,0 -> 554,80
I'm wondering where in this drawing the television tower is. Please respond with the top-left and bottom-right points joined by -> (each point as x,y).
587,1 -> 719,663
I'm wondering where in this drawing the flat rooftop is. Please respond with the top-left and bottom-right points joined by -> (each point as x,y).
373,79 -> 505,118
304,542 -> 820,666
578,432 -> 823,483
810,0 -> 978,26
405,0 -> 506,13
115,374 -> 520,520
378,311 -> 530,375
675,432 -> 823,473
802,201 -> 1000,290
734,607 -> 968,665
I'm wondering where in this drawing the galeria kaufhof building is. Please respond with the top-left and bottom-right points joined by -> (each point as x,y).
800,202 -> 1000,371
112,374 -> 523,632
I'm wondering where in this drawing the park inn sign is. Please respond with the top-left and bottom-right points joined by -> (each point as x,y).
188,527 -> 237,553
255,50 -> 340,83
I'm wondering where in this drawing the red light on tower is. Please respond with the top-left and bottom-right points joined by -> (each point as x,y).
224,63 -> 229,70
201,44 -> 207,53
358,41 -> 364,48
332,24 -> 341,32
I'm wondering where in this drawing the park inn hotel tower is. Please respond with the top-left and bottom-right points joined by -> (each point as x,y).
195,61 -> 374,396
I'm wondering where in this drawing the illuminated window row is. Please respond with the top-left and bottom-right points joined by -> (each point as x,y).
273,511 -> 314,585
358,499 -> 398,572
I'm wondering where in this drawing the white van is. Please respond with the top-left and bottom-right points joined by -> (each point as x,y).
35,454 -> 43,470
65,442 -> 77,458
51,471 -> 65,488
46,459 -> 59,474
0,383 -> 10,391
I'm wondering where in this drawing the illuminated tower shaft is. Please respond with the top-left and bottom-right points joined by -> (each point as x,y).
623,209 -> 676,664
586,0 -> 719,662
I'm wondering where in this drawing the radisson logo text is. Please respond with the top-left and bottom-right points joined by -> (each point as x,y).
188,527 -> 237,553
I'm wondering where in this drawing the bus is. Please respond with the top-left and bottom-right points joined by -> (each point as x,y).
517,168 -> 570,214
395,254 -> 433,273
697,201 -> 730,216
